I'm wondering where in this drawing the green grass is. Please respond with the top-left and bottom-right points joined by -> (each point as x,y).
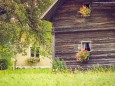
0,68 -> 115,86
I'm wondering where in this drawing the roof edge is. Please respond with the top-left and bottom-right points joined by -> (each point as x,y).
40,0 -> 65,21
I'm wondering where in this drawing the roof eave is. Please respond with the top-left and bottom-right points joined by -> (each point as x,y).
40,0 -> 65,21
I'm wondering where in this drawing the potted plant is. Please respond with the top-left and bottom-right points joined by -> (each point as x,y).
26,58 -> 40,65
79,5 -> 91,17
76,50 -> 90,63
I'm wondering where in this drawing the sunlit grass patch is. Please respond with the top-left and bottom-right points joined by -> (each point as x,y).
0,68 -> 115,86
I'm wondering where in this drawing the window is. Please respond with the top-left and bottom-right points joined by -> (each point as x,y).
84,3 -> 90,8
81,41 -> 91,51
30,47 -> 39,57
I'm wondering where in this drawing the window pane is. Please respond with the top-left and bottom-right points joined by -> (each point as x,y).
36,47 -> 39,57
31,47 -> 34,57
81,41 -> 91,51
31,53 -> 34,57
85,43 -> 90,51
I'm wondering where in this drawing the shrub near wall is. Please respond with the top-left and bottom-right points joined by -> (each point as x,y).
0,45 -> 13,70
0,59 -> 8,70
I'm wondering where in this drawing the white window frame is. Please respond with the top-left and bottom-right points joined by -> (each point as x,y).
81,41 -> 92,52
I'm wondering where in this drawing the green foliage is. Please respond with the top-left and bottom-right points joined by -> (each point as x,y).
0,59 -> 8,70
26,58 -> 40,65
91,66 -> 115,72
52,59 -> 66,72
0,45 -> 13,68
0,0 -> 54,56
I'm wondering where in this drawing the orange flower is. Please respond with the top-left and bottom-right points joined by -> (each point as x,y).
76,50 -> 90,62
79,5 -> 91,16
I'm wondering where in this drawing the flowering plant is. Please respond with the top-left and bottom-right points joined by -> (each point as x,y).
79,5 -> 91,16
76,50 -> 90,62
26,58 -> 40,65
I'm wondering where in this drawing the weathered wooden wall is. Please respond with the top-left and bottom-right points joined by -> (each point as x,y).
54,30 -> 115,69
52,0 -> 115,69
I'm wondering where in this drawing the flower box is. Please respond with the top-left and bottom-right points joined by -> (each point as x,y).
79,5 -> 91,17
76,50 -> 90,63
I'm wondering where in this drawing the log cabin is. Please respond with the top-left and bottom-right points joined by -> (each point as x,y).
41,0 -> 115,69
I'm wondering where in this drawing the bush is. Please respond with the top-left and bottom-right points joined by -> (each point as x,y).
0,59 -> 8,70
26,58 -> 40,65
52,59 -> 66,72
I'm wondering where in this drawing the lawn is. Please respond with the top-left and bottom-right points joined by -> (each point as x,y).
0,68 -> 115,86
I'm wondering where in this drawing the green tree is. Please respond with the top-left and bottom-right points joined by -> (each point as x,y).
0,0 -> 53,59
